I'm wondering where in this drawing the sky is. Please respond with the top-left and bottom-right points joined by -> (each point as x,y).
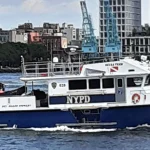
0,0 -> 149,36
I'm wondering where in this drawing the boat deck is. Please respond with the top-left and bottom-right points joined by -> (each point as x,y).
20,55 -> 123,78
22,61 -> 83,78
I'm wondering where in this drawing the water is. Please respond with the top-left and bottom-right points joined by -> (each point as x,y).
0,73 -> 150,150
0,73 -> 48,92
1,126 -> 150,150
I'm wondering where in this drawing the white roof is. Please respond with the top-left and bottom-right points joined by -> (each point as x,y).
20,58 -> 150,82
80,57 -> 150,76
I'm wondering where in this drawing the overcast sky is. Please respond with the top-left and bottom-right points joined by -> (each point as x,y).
0,0 -> 148,35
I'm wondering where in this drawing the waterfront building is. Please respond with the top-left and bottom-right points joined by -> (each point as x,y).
123,35 -> 150,54
9,29 -> 28,43
99,0 -> 142,53
60,23 -> 82,45
0,29 -> 9,43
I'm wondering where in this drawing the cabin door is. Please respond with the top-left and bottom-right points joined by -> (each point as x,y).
115,77 -> 126,103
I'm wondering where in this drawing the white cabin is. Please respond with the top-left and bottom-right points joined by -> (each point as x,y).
16,57 -> 150,110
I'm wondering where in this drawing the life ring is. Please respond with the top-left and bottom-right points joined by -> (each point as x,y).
132,93 -> 140,104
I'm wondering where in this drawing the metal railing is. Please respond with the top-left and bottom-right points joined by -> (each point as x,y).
20,54 -> 131,78
21,60 -> 83,78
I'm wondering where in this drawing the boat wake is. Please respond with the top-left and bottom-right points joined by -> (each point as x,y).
126,124 -> 150,130
2,124 -> 150,133
2,126 -> 116,133
29,124 -> 150,132
29,126 -> 116,133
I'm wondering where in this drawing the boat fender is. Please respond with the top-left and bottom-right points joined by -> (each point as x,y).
132,93 -> 140,104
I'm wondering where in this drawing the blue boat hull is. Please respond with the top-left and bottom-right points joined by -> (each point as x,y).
101,105 -> 150,129
0,105 -> 150,129
0,110 -> 77,128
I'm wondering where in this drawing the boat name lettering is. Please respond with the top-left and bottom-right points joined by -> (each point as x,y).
105,63 -> 123,66
67,96 -> 90,104
2,104 -> 31,108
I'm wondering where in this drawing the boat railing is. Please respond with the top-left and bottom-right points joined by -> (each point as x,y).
21,61 -> 83,78
20,54 -> 131,78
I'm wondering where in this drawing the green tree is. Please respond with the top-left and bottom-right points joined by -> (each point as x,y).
0,42 -> 48,67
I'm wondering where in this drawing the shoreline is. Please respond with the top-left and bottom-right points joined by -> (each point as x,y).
0,68 -> 21,73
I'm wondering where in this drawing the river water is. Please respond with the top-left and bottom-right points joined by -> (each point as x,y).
0,73 -> 150,150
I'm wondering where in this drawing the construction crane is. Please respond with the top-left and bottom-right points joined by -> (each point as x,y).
80,1 -> 98,55
104,0 -> 121,56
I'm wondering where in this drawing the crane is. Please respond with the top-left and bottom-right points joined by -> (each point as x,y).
104,0 -> 121,56
80,1 -> 98,55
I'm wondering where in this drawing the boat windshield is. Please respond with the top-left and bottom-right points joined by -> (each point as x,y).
145,75 -> 150,86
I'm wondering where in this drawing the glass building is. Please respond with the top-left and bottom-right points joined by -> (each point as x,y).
99,0 -> 141,53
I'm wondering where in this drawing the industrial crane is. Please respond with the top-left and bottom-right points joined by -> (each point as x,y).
80,1 -> 98,55
104,0 -> 121,56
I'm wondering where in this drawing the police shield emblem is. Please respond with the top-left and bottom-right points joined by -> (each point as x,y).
51,82 -> 57,89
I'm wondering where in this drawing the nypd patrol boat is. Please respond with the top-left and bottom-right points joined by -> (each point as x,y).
0,55 -> 150,129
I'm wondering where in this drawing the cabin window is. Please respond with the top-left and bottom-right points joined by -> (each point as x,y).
128,69 -> 135,72
118,79 -> 123,87
145,75 -> 150,86
69,80 -> 87,90
127,77 -> 143,87
83,110 -> 91,114
91,109 -> 100,114
89,79 -> 100,89
102,78 -> 114,88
